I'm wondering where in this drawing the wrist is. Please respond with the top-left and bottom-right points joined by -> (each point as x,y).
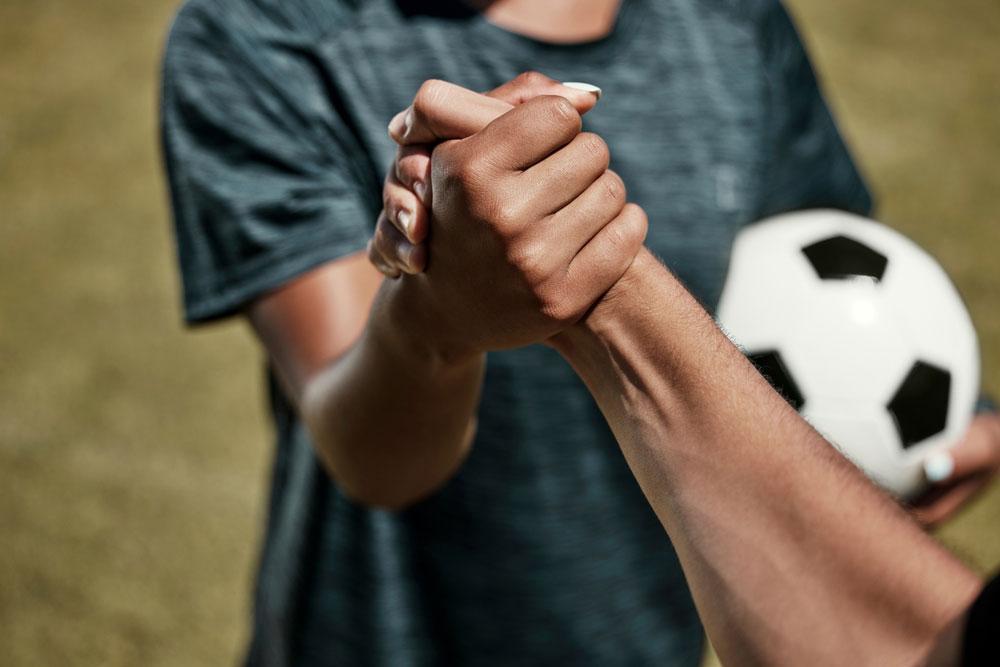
373,275 -> 484,373
550,247 -> 665,359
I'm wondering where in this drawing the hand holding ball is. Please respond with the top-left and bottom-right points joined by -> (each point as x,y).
717,210 -> 981,498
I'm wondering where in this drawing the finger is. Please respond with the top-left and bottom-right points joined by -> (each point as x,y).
367,238 -> 401,279
389,80 -> 513,145
371,212 -> 426,275
394,144 -> 432,205
383,170 -> 430,244
910,474 -> 990,527
463,95 -> 582,173
373,213 -> 424,274
516,132 -> 611,218
950,415 -> 1000,478
923,416 -> 1000,485
389,76 -> 601,146
487,71 -> 601,112
562,203 -> 648,310
546,170 -> 628,257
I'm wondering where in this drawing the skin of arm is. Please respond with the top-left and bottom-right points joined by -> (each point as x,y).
248,79 -> 622,511
247,254 -> 485,511
549,250 -> 982,666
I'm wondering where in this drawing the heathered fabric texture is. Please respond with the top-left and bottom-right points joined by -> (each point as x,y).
161,1 -> 872,665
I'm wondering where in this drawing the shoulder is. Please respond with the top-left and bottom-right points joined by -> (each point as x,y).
165,0 -> 369,62
162,0 -> 379,122
168,0 -> 369,36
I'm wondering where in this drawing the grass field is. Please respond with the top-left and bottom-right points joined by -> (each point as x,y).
1,1 -> 998,665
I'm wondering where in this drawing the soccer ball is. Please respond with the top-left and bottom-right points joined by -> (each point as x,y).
716,209 -> 980,498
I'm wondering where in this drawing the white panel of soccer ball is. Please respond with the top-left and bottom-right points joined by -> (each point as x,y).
717,210 -> 980,498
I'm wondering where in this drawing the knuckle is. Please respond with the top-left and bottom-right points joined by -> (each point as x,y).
414,79 -> 449,114
490,196 -> 523,229
517,70 -> 550,87
414,79 -> 448,106
601,170 -> 626,204
625,203 -> 649,232
538,285 -> 580,325
578,132 -> 610,165
450,152 -> 497,194
379,216 -> 403,247
430,140 -> 456,167
372,220 -> 391,252
432,142 -> 471,184
508,238 -> 549,280
606,222 -> 629,251
543,95 -> 579,125
618,204 -> 649,247
397,160 -> 421,188
448,160 -> 479,191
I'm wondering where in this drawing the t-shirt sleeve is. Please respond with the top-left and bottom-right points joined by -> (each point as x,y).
161,3 -> 379,324
754,2 -> 875,220
962,572 -> 1000,666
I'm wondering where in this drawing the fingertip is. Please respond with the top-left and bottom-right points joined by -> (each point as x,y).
370,251 -> 401,279
409,243 -> 427,273
395,147 -> 433,192
561,82 -> 602,115
620,203 -> 650,250
408,213 -> 429,245
387,108 -> 413,142
924,451 -> 955,484
401,206 -> 430,245
396,240 -> 426,275
562,81 -> 602,100
396,240 -> 423,275
388,109 -> 406,140
397,209 -> 414,237
414,180 -> 428,206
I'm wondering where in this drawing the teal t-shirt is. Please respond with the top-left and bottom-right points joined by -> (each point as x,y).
161,1 -> 871,664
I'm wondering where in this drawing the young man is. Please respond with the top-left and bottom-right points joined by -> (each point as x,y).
161,1 -> 997,664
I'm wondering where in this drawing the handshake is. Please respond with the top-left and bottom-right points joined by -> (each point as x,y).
345,73 -> 985,667
366,72 -> 649,359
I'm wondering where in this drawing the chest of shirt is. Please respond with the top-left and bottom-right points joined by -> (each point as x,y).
315,0 -> 769,306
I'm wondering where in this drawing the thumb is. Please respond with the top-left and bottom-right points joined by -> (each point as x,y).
486,71 -> 601,114
388,75 -> 601,146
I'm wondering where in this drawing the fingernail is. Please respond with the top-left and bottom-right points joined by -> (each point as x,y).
414,180 -> 427,204
387,108 -> 410,140
397,209 -> 413,235
401,109 -> 414,140
397,241 -> 415,271
562,81 -> 602,100
924,451 -> 955,483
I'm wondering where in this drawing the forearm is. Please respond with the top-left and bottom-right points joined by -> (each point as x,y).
552,248 -> 980,665
302,280 -> 485,510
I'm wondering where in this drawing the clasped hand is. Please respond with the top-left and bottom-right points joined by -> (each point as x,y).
367,72 -> 646,361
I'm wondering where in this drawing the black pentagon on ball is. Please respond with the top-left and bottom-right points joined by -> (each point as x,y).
887,361 -> 952,449
802,234 -> 888,282
747,350 -> 805,411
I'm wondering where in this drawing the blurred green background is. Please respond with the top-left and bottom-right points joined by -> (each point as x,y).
1,1 -> 997,665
